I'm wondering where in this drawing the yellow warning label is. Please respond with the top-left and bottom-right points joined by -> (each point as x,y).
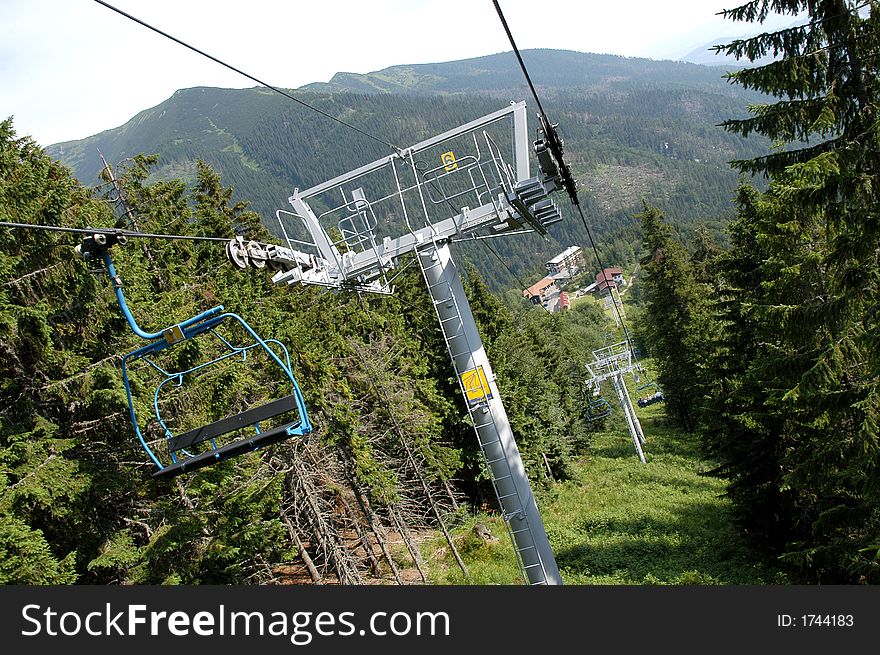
461,366 -> 492,405
163,324 -> 185,345
441,151 -> 458,173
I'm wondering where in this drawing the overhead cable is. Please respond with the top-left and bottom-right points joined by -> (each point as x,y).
491,0 -> 637,352
0,221 -> 230,243
92,0 -> 402,154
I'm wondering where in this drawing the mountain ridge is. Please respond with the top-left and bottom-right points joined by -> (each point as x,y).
299,48 -> 747,96
44,49 -> 768,289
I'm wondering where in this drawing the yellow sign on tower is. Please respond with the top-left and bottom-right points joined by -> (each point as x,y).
440,151 -> 458,173
461,365 -> 493,406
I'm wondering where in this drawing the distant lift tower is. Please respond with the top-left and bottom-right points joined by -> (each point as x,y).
583,341 -> 647,463
227,102 -> 566,585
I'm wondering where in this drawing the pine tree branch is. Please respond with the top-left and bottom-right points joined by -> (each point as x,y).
715,2 -> 872,64
718,0 -> 869,26
7,454 -> 58,491
721,96 -> 837,141
718,0 -> 804,25
3,263 -> 63,287
728,138 -> 841,175
726,53 -> 830,99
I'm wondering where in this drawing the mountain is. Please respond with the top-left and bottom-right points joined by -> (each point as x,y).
679,18 -> 809,66
302,49 -> 744,96
45,49 -> 769,289
680,38 -> 776,66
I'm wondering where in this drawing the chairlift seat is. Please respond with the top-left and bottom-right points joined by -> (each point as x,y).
153,418 -> 305,480
637,391 -> 665,408
167,393 -> 298,452
89,220 -> 313,483
585,396 -> 612,421
117,304 -> 312,479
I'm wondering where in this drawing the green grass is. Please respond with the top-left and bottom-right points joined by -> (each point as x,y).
427,400 -> 788,585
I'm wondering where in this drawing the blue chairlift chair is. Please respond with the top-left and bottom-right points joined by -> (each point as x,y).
637,391 -> 665,408
80,233 -> 312,480
633,369 -> 665,408
583,383 -> 612,421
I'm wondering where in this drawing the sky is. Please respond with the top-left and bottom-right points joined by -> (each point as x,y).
1,0 -> 798,146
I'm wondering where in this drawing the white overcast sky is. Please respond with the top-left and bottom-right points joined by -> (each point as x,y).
1,0 -> 796,146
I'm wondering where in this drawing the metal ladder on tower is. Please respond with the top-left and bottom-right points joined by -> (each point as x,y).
416,235 -> 560,585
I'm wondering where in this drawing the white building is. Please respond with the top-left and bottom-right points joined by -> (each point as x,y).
545,245 -> 584,277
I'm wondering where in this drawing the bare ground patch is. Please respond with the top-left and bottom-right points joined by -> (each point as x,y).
581,164 -> 668,214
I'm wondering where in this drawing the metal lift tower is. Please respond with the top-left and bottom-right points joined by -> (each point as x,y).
583,341 -> 648,463
227,102 -> 566,585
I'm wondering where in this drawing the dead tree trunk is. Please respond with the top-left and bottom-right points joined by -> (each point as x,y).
287,448 -> 362,585
339,493 -> 383,578
390,506 -> 427,583
280,506 -> 323,584
354,346 -> 468,577
345,468 -> 404,585
396,436 -> 467,577
443,478 -> 461,512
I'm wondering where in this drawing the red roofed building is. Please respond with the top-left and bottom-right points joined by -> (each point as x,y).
595,267 -> 625,297
559,290 -> 571,310
522,276 -> 558,306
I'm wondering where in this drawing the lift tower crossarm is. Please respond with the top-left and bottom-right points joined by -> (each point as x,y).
281,194 -> 510,285
228,102 -> 563,295
298,102 -> 532,198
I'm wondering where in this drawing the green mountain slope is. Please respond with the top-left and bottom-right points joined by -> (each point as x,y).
46,49 -> 768,289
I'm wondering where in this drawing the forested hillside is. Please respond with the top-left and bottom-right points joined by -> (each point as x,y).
47,49 -> 770,289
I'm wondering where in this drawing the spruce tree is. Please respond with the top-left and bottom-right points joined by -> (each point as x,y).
0,119 -> 129,582
636,204 -> 717,430
710,1 -> 880,581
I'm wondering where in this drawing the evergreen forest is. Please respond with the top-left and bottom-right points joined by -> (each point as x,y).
1,1 -> 878,586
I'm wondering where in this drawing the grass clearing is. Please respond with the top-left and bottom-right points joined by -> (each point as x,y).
427,401 -> 788,585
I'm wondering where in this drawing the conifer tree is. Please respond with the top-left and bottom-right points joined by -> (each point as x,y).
0,119 -> 126,582
636,204 -> 716,430
709,1 -> 879,580
704,184 -> 821,549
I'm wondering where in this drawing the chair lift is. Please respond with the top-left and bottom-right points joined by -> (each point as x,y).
77,231 -> 312,480
637,391 -> 665,408
633,369 -> 665,408
583,382 -> 612,421
635,378 -> 657,394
